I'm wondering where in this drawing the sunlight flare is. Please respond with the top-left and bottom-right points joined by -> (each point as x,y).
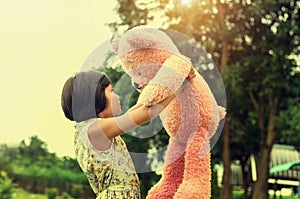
180,0 -> 193,6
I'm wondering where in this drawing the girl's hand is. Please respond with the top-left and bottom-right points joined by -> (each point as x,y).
187,67 -> 196,81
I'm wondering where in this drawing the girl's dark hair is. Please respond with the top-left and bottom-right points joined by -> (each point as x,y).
95,75 -> 111,115
61,71 -> 111,122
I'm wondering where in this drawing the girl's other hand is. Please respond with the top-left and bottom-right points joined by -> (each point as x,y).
187,67 -> 196,81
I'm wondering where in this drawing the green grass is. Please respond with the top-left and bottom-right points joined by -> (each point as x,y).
233,189 -> 299,199
11,187 -> 299,199
11,188 -> 73,199
12,188 -> 47,199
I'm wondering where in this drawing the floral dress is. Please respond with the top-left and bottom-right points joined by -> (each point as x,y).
74,118 -> 140,199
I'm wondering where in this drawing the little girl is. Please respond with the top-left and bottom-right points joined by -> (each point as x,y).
61,70 -> 193,199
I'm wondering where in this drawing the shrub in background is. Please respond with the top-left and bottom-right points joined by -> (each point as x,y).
45,187 -> 58,199
61,192 -> 72,199
0,171 -> 13,199
211,165 -> 221,198
70,184 -> 83,199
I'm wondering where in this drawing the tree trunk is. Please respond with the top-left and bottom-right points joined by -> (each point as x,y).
251,95 -> 278,199
222,118 -> 232,199
217,2 -> 232,197
252,145 -> 271,199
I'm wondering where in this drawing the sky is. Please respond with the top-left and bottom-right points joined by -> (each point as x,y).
0,0 -> 120,157
1,0 -> 298,159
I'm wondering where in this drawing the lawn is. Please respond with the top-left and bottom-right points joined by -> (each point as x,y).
233,189 -> 299,199
11,188 -> 72,199
12,188 -> 47,199
11,187 -> 299,199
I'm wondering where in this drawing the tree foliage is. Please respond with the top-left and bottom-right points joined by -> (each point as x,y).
0,171 -> 13,199
19,135 -> 48,161
0,136 -> 93,197
109,0 -> 300,198
108,0 -> 154,32
276,97 -> 300,149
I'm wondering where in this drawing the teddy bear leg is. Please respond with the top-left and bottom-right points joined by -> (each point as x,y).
174,130 -> 212,199
146,139 -> 185,199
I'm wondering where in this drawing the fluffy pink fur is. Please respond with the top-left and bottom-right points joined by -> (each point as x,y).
112,26 -> 226,199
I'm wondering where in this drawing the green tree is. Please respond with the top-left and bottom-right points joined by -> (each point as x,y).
0,171 -> 13,199
70,184 -> 83,199
276,97 -> 300,148
0,135 -> 90,195
19,135 -> 48,160
108,0 -> 153,32
58,156 -> 82,172
230,1 -> 299,198
0,145 -> 18,173
110,1 -> 300,198
45,187 -> 58,199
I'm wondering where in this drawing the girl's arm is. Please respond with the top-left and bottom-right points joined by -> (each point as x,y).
88,91 -> 178,151
127,103 -> 143,112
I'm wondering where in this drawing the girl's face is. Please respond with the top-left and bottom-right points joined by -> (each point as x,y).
100,84 -> 122,118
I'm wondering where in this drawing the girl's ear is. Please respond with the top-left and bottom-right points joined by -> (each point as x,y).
111,36 -> 120,53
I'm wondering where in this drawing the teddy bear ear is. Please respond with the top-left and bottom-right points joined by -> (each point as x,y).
126,29 -> 156,49
111,36 -> 120,53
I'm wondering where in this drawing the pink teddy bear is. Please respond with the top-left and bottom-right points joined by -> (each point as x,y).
112,26 -> 226,199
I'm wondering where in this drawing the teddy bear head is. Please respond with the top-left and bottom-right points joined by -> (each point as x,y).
111,26 -> 181,90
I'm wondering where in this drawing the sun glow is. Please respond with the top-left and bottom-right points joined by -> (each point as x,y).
180,0 -> 193,6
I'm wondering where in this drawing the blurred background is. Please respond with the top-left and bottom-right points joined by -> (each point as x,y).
0,0 -> 299,199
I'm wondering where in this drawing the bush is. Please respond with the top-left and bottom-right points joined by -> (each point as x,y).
70,184 -> 83,198
45,187 -> 58,199
61,192 -> 72,199
211,165 -> 221,198
10,164 -> 88,193
0,171 -> 13,199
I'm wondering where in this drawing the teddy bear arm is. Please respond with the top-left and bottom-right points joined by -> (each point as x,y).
137,84 -> 174,106
137,55 -> 192,106
163,55 -> 192,82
